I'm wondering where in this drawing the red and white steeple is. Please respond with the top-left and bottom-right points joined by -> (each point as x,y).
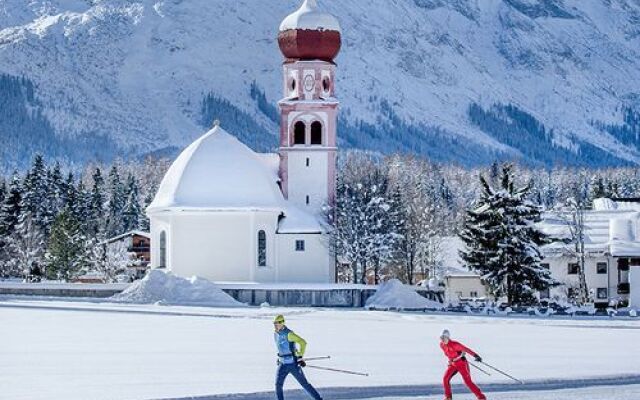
277,0 -> 341,215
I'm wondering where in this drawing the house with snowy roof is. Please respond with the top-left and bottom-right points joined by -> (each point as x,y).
435,237 -> 487,303
146,0 -> 340,283
539,198 -> 640,308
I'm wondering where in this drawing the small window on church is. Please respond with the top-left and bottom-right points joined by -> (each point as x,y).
306,158 -> 310,167
295,240 -> 305,252
311,121 -> 322,145
322,77 -> 330,92
306,195 -> 310,205
159,231 -> 167,268
294,121 -> 306,145
258,230 -> 267,267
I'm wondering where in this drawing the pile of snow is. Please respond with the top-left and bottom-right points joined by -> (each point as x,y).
365,279 -> 444,311
112,270 -> 245,307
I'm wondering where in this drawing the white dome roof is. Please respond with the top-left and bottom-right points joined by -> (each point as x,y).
279,0 -> 341,32
148,125 -> 285,212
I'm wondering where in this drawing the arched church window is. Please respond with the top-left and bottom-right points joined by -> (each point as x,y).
294,121 -> 306,145
257,230 -> 267,267
159,231 -> 167,268
322,77 -> 330,92
311,121 -> 323,145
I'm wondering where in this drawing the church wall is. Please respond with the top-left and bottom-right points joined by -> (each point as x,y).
276,233 -> 334,283
149,215 -> 171,270
252,212 -> 279,282
170,213 -> 255,282
156,211 -> 282,283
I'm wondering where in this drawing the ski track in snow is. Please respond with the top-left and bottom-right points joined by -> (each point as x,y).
157,377 -> 640,400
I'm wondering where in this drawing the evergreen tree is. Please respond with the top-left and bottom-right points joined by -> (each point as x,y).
139,189 -> 154,232
45,209 -> 86,281
606,179 -> 620,199
0,174 -> 23,274
122,174 -> 142,232
459,164 -> 557,305
22,154 -> 52,233
87,167 -> 105,237
62,173 -> 78,214
105,166 -> 126,237
0,180 -> 6,206
588,175 -> 606,202
5,211 -> 46,278
74,180 -> 92,231
0,173 -> 22,242
488,161 -> 501,187
47,161 -> 65,215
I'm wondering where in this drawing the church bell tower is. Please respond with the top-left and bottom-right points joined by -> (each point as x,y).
277,0 -> 341,215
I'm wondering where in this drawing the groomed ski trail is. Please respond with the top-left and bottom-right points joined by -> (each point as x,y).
156,375 -> 640,400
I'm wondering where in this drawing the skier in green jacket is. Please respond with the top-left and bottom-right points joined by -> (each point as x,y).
273,315 -> 322,400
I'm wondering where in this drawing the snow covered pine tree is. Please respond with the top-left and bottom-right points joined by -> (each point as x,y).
459,164 -> 557,305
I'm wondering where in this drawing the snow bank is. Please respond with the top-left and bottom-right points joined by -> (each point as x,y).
111,270 -> 245,307
365,279 -> 444,311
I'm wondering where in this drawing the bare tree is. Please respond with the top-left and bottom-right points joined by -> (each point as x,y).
87,238 -> 135,282
559,198 -> 590,305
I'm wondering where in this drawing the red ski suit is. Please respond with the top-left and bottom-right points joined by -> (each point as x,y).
440,340 -> 486,400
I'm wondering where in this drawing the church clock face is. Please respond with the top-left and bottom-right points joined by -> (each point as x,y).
304,74 -> 315,92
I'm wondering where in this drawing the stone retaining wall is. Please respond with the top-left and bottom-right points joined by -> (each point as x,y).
0,284 -> 442,307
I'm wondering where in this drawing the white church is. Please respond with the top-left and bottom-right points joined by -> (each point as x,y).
146,0 -> 341,283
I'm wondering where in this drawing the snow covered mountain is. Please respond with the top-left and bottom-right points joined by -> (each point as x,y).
1,0 -> 639,170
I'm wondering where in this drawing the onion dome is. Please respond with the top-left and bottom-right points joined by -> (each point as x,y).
278,0 -> 342,63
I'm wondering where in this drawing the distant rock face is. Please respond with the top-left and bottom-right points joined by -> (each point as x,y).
1,0 -> 640,168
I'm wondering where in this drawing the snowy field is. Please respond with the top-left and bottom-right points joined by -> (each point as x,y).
0,298 -> 639,400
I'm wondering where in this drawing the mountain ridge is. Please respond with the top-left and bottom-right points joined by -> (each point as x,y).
0,0 -> 639,170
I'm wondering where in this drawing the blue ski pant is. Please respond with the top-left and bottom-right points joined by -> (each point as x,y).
275,363 -> 322,400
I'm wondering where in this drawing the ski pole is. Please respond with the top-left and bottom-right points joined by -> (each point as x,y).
479,361 -> 523,384
305,364 -> 369,377
301,356 -> 331,362
468,361 -> 491,376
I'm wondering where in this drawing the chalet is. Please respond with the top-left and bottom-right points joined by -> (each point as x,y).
540,198 -> 640,308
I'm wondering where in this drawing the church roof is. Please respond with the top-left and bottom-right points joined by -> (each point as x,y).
278,205 -> 325,234
148,125 -> 286,212
279,0 -> 341,32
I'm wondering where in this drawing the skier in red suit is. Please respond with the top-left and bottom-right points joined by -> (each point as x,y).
439,329 -> 486,400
